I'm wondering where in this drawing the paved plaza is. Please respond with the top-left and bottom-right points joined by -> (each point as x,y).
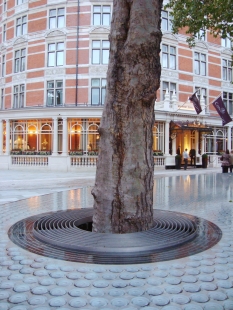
0,166 -> 233,309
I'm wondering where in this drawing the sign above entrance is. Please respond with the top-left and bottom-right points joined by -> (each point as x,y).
170,121 -> 213,133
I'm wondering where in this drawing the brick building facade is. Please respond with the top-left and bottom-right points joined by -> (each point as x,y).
0,0 -> 232,170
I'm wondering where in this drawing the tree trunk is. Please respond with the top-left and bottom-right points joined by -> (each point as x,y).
92,0 -> 162,233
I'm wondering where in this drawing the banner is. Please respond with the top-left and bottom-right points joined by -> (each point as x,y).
212,96 -> 232,126
189,93 -> 202,114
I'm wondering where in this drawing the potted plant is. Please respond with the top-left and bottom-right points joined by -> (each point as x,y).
69,150 -> 83,156
10,149 -> 22,155
202,154 -> 208,168
175,154 -> 182,169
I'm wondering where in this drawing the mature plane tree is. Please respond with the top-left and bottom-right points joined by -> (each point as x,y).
91,0 -> 163,233
165,0 -> 233,47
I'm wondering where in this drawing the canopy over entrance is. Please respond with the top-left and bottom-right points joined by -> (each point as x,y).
170,121 -> 213,133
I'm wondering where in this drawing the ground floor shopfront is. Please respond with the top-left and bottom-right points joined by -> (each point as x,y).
0,107 -> 231,171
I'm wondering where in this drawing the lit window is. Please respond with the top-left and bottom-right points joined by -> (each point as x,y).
194,52 -> 206,76
47,42 -> 64,67
49,8 -> 65,29
91,78 -> 106,105
14,48 -> 26,73
13,84 -> 25,108
162,44 -> 176,70
92,40 -> 110,65
222,59 -> 232,82
47,80 -> 63,106
16,16 -> 27,36
93,5 -> 111,26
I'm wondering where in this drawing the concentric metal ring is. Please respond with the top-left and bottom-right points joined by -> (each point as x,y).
8,209 -> 222,264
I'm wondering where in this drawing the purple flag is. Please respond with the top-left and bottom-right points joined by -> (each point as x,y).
212,96 -> 232,126
189,93 -> 202,114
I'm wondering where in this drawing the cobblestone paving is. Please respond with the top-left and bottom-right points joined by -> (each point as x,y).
0,169 -> 233,309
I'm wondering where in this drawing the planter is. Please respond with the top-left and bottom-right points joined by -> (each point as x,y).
37,150 -> 51,155
69,151 -> 83,156
22,151 -> 37,155
88,151 -> 98,156
10,149 -> 22,155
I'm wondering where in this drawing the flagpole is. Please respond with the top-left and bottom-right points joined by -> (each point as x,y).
175,88 -> 202,113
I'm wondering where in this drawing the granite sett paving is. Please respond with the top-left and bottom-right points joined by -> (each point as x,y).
0,166 -> 233,309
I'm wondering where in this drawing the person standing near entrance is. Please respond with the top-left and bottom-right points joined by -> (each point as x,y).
230,151 -> 233,173
220,150 -> 230,173
183,148 -> 189,170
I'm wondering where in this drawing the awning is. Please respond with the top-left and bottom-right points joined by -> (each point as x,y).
170,121 -> 213,133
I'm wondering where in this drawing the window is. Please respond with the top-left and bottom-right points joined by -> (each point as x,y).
161,10 -> 173,31
162,81 -> 176,100
13,84 -> 25,108
0,89 -> 4,110
162,44 -> 176,70
222,59 -> 232,82
48,42 -> 64,67
3,0 -> 7,11
223,92 -> 233,115
16,16 -> 27,36
14,48 -> 26,73
91,78 -> 106,105
194,52 -> 206,76
92,40 -> 110,65
93,5 -> 111,26
195,29 -> 206,41
17,0 -> 27,4
3,24 -> 6,42
221,37 -> 232,48
46,80 -> 63,106
49,8 -> 65,29
195,87 -> 207,111
2,55 -> 5,77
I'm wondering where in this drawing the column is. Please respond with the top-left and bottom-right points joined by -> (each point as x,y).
164,121 -> 170,155
227,126 -> 231,151
201,134 -> 205,155
0,120 -> 3,155
62,117 -> 68,155
195,131 -> 199,155
172,137 -> 176,155
5,119 -> 10,155
52,117 -> 58,155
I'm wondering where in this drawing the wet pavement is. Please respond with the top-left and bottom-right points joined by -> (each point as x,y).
0,167 -> 233,309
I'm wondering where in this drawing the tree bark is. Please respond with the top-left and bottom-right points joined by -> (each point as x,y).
92,0 -> 163,233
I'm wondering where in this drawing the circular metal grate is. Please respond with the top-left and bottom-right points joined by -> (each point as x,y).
8,209 -> 222,264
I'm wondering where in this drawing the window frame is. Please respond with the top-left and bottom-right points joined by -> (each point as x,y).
91,78 -> 107,105
47,42 -> 64,67
46,80 -> 63,107
194,52 -> 207,76
195,87 -> 207,112
2,55 -> 5,77
3,0 -> 7,11
91,40 -> 110,65
161,10 -> 173,32
49,7 -> 65,29
162,81 -> 177,100
161,44 -> 176,70
3,24 -> 6,42
223,92 -> 233,115
14,48 -> 26,73
222,59 -> 232,82
16,15 -> 27,37
93,5 -> 111,26
0,88 -> 4,110
13,84 -> 25,109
